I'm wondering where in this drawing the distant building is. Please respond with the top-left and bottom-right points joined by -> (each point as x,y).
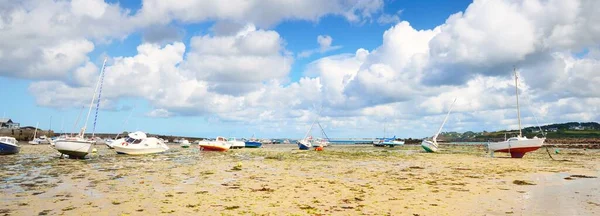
545,127 -> 558,132
569,125 -> 585,130
0,118 -> 20,129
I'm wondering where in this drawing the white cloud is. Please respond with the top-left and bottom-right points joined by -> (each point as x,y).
146,109 -> 173,118
377,10 -> 402,25
16,0 -> 600,137
298,35 -> 342,58
134,0 -> 384,28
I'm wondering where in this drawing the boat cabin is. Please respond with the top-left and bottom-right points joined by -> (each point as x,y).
125,136 -> 143,144
0,137 -> 17,145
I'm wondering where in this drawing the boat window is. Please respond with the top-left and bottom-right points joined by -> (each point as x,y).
125,137 -> 136,143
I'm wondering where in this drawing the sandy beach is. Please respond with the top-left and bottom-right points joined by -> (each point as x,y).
1,144 -> 599,215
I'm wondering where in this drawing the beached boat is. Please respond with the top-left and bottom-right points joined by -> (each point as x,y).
228,137 -> 245,149
374,136 -> 405,147
244,134 -> 262,148
421,98 -> 457,153
28,123 -> 51,145
198,137 -> 231,151
54,58 -> 108,159
180,139 -> 190,148
244,140 -> 262,148
0,136 -> 19,155
111,131 -> 169,155
487,68 -> 545,158
373,122 -> 404,147
297,138 -> 312,150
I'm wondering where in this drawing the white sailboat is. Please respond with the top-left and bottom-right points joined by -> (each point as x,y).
421,98 -> 457,153
487,68 -> 545,158
111,131 -> 169,155
28,122 -> 51,145
54,58 -> 108,159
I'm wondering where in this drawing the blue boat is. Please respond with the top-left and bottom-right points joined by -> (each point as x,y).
0,136 -> 20,155
244,141 -> 262,148
297,140 -> 311,150
373,136 -> 404,147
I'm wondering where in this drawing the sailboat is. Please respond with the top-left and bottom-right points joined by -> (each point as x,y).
28,122 -> 51,145
421,98 -> 457,153
312,121 -> 330,147
54,58 -> 107,159
487,68 -> 545,158
373,123 -> 404,147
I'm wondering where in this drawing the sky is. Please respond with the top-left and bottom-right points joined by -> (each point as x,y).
1,0 -> 599,139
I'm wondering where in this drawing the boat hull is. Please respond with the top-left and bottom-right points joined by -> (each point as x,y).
114,147 -> 169,155
298,143 -> 310,150
0,142 -> 20,155
244,141 -> 262,148
55,140 -> 94,159
421,140 -> 438,153
229,141 -> 245,149
199,145 -> 229,152
111,138 -> 169,155
198,140 -> 231,152
488,138 -> 545,158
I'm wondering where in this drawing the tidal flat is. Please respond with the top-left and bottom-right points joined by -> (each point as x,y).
1,144 -> 599,215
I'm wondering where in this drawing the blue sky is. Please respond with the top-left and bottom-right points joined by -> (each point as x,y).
1,0 -> 599,139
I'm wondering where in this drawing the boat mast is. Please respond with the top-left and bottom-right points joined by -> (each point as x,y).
514,67 -> 522,137
80,58 -> 108,138
91,58 -> 108,137
303,108 -> 323,140
33,122 -> 39,139
433,98 -> 457,142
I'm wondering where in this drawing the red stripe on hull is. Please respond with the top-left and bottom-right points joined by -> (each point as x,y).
495,146 -> 541,158
199,145 -> 228,152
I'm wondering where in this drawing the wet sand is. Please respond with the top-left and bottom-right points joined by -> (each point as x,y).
1,144 -> 599,215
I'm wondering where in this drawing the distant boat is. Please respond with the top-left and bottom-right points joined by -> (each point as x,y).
54,58 -> 108,159
487,68 -> 545,158
244,135 -> 262,148
0,136 -> 19,155
373,121 -> 404,147
198,137 -> 231,152
28,122 -> 51,145
244,140 -> 262,148
111,131 -> 169,155
228,137 -> 245,149
180,139 -> 190,148
374,136 -> 405,147
421,98 -> 457,153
